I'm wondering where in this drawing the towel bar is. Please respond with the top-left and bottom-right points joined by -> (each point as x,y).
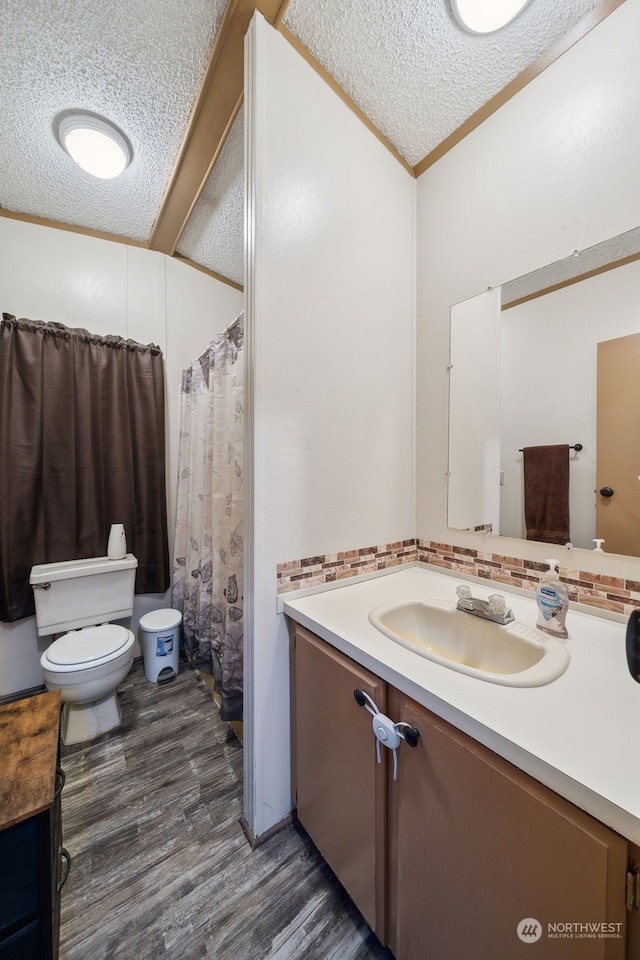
518,443 -> 582,452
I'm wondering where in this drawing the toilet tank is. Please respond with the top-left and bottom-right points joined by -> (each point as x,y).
29,554 -> 138,636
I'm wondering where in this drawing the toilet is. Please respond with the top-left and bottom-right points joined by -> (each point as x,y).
30,554 -> 138,745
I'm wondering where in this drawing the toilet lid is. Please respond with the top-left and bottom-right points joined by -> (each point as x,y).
47,624 -> 131,666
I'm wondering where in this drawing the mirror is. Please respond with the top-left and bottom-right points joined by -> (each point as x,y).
448,224 -> 640,557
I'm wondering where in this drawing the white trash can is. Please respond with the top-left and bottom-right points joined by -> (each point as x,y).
140,608 -> 182,683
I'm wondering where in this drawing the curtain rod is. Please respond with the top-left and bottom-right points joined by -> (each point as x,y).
224,310 -> 244,335
196,312 -> 244,366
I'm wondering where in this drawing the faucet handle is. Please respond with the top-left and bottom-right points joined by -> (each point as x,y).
488,593 -> 507,616
456,584 -> 474,610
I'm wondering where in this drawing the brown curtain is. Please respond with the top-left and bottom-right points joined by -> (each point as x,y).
0,314 -> 169,622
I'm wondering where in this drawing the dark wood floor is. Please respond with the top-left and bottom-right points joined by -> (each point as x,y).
59,660 -> 393,960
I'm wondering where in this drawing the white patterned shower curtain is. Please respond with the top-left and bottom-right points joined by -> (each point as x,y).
171,313 -> 244,721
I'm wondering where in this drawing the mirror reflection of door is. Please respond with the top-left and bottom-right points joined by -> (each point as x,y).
596,332 -> 640,556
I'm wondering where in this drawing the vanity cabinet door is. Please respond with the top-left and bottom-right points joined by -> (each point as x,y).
0,814 -> 53,960
290,624 -> 387,941
387,689 -> 627,960
51,767 -> 70,960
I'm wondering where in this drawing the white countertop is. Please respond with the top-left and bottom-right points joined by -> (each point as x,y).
283,565 -> 640,845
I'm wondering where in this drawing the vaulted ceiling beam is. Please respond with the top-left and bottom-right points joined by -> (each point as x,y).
149,0 -> 289,256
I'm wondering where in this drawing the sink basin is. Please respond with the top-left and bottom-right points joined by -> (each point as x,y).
368,597 -> 569,687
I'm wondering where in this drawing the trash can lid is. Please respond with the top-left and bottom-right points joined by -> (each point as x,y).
140,608 -> 182,631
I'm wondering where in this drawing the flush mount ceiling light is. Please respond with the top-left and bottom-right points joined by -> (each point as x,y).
55,111 -> 132,179
451,0 -> 532,33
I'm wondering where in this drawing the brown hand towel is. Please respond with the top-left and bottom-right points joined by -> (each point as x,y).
523,444 -> 570,545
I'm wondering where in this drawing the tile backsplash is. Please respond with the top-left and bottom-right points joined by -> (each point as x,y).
277,538 -> 640,618
277,540 -> 418,592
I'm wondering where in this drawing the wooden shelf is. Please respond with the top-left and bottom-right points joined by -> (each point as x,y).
0,691 -> 61,831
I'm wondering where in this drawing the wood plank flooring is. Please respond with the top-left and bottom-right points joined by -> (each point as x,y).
59,660 -> 393,960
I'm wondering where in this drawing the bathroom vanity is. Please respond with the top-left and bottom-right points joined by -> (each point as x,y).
0,691 -> 68,960
284,566 -> 640,960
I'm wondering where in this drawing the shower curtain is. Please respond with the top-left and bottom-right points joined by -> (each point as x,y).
171,314 -> 244,721
0,314 -> 168,622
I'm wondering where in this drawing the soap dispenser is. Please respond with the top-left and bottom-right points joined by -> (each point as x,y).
536,559 -> 569,639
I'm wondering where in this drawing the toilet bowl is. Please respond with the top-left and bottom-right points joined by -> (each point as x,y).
40,623 -> 135,744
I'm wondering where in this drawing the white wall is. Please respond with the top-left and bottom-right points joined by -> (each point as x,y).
416,0 -> 640,578
244,14 -> 415,838
0,217 -> 243,696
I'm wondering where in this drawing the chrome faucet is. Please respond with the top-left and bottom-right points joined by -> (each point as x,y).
455,585 -> 514,625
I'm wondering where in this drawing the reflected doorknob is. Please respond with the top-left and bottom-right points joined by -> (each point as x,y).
599,486 -> 615,497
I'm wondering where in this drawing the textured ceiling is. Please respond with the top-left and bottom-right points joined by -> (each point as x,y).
176,109 -> 245,287
502,225 -> 640,306
0,0 -> 228,242
0,0 -> 621,287
282,0 -> 603,167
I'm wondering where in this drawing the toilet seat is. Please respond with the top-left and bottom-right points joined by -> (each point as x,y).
45,624 -> 133,669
